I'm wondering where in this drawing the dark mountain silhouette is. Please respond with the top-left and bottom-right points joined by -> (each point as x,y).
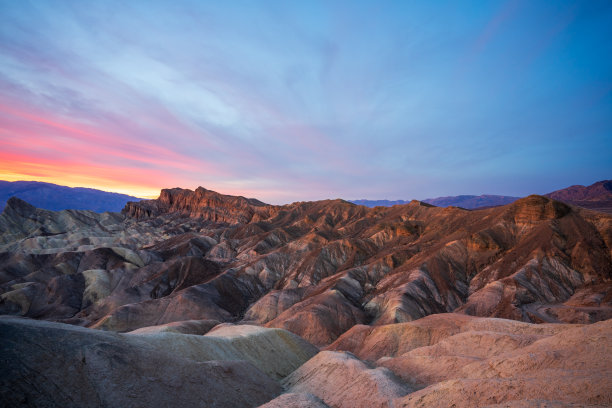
0,180 -> 142,212
351,179 -> 612,213
545,179 -> 612,213
422,194 -> 520,208
351,195 -> 520,209
350,199 -> 411,207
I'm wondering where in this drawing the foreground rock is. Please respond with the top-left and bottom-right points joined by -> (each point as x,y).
126,318 -> 220,335
130,324 -> 318,380
0,317 -> 320,407
327,313 -> 574,361
2,311 -> 610,407
330,313 -> 612,407
282,350 -> 412,408
258,393 -> 329,408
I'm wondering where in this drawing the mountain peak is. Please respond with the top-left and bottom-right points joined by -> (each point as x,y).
4,196 -> 37,216
507,194 -> 571,224
546,179 -> 612,202
123,187 -> 275,223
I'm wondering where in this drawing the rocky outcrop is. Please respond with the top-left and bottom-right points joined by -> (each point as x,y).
266,290 -> 367,346
123,187 -> 278,223
394,318 -> 612,407
282,351 -> 412,408
327,313 -> 575,361
0,197 -> 125,245
280,313 -> 612,407
326,313 -> 611,407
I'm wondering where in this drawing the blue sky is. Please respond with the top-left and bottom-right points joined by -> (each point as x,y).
0,0 -> 610,203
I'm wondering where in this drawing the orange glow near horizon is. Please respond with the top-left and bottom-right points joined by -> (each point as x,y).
0,97 -> 327,205
0,171 -> 162,199
0,100 -> 204,200
0,153 -> 163,198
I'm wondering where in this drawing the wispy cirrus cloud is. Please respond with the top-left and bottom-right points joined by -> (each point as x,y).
0,0 -> 610,203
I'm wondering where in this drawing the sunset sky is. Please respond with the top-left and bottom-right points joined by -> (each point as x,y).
1,1 -> 611,203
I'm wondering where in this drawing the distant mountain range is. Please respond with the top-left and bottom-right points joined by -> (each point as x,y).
350,195 -> 520,209
349,199 -> 413,207
351,179 -> 612,213
0,181 -> 142,213
423,194 -> 520,208
545,180 -> 612,213
2,179 -> 611,214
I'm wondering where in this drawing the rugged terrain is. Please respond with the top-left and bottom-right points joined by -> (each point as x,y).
352,179 -> 612,212
1,185 -> 611,406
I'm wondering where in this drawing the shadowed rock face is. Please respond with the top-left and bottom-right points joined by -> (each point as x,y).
545,179 -> 612,214
0,180 -> 142,213
0,188 -> 611,348
0,316 -> 284,408
546,179 -> 612,202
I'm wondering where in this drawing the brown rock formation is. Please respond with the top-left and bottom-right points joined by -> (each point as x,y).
273,314 -> 610,407
123,187 -> 278,223
393,317 -> 612,407
1,187 -> 611,346
282,350 -> 412,408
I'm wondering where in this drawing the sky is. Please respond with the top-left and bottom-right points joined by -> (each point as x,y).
0,0 -> 611,204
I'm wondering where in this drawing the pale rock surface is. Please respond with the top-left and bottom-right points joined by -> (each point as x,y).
127,318 -> 220,335
327,313 -> 576,361
381,317 -> 612,407
131,323 -> 318,380
282,350 -> 412,408
378,330 -> 546,387
258,392 -> 329,408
